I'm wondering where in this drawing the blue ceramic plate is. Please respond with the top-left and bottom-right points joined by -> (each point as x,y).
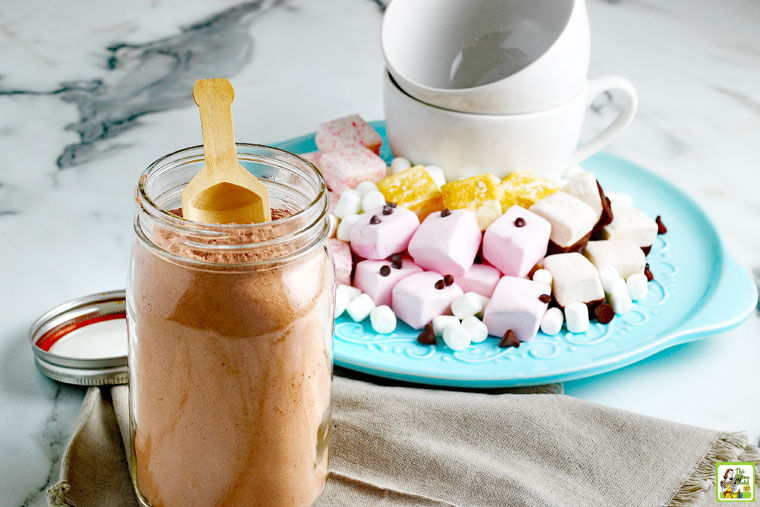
274,121 -> 757,387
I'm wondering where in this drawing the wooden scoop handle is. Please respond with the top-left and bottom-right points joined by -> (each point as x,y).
193,79 -> 238,175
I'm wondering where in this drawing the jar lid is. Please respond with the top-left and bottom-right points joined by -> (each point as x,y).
29,290 -> 128,386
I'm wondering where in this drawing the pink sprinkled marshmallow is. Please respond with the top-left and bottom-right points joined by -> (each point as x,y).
315,114 -> 382,154
329,238 -> 353,285
319,147 -> 386,195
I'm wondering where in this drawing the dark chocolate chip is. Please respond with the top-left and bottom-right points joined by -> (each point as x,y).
538,294 -> 551,304
499,330 -> 520,348
440,208 -> 452,217
370,215 -> 381,225
644,266 -> 654,281
386,201 -> 397,208
434,279 -> 446,290
514,217 -> 526,227
379,265 -> 391,277
656,215 -> 667,234
417,324 -> 436,345
390,253 -> 402,263
391,260 -> 403,269
594,303 -> 615,324
444,274 -> 454,286
382,205 -> 393,215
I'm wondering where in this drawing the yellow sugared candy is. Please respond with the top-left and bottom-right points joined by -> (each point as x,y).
441,174 -> 502,230
496,172 -> 558,211
377,165 -> 442,220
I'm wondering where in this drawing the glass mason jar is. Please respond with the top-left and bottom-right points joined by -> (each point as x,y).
127,145 -> 334,506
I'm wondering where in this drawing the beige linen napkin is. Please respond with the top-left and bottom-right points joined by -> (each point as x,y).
48,371 -> 758,506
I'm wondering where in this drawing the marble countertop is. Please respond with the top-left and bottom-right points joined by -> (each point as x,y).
1,0 -> 758,504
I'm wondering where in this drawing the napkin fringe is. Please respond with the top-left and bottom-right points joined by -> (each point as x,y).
667,431 -> 760,506
47,481 -> 74,507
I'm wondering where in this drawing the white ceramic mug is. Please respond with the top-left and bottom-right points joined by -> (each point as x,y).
383,71 -> 638,181
381,0 -> 589,114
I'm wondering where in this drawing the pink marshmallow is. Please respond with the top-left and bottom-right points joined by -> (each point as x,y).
454,263 -> 501,297
319,147 -> 387,195
329,239 -> 353,285
482,276 -> 551,342
327,190 -> 339,213
315,114 -> 382,154
392,271 -> 464,329
300,151 -> 322,169
354,256 -> 422,307
407,209 -> 482,277
483,206 -> 551,278
350,206 -> 420,260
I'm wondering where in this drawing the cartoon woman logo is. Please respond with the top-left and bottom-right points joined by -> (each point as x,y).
720,469 -> 736,496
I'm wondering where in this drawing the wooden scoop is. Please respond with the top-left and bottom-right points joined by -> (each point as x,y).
181,78 -> 271,224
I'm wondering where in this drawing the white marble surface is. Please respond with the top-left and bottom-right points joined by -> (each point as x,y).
1,0 -> 758,504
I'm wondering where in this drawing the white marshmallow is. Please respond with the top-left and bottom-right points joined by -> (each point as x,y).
565,303 -> 590,333
442,321 -> 472,351
530,192 -> 598,248
602,202 -> 658,248
327,213 -> 338,238
609,288 -> 633,315
584,239 -> 646,279
557,178 -> 570,189
563,164 -> 588,180
432,315 -> 460,337
626,273 -> 648,301
425,165 -> 446,188
543,253 -> 605,307
608,192 -> 633,207
336,213 -> 361,241
562,171 -> 602,218
355,180 -> 379,196
347,293 -> 375,322
337,284 -> 362,301
532,269 -> 553,287
540,307 -> 564,336
370,305 -> 397,334
461,315 -> 488,343
451,292 -> 490,320
335,287 -> 349,317
390,156 -> 412,174
361,190 -> 386,213
333,189 -> 362,218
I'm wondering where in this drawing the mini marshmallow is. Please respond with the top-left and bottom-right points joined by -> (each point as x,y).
353,257 -> 422,306
356,180 -> 379,196
361,190 -> 386,213
597,265 -> 621,289
370,305 -> 397,334
451,292 -> 490,320
333,189 -> 362,218
608,192 -> 633,207
390,156 -> 412,174
392,271 -> 463,329
543,253 -> 605,307
584,239 -> 646,279
530,192 -> 598,249
565,303 -> 589,333
562,170 -> 602,218
335,287 -> 349,317
329,239 -> 353,285
315,114 -> 382,154
346,293 -> 375,322
425,165 -> 446,188
350,206 -> 420,260
327,214 -> 338,238
482,276 -> 551,342
454,264 -> 501,298
407,209 -> 482,276
626,273 -> 648,301
432,315 -> 460,337
442,321 -> 471,351
336,213 -> 361,241
337,284 -> 361,301
609,288 -> 633,315
461,315 -> 488,343
482,206 -> 551,277
532,269 -> 553,287
602,202 -> 658,248
540,308 -> 564,336
320,147 -> 387,195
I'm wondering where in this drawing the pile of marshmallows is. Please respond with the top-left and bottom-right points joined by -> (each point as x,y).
305,115 -> 666,351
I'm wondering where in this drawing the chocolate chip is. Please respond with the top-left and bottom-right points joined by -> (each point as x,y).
644,265 -> 654,281
370,215 -> 381,225
379,265 -> 391,277
382,205 -> 394,215
538,293 -> 551,304
390,253 -> 403,269
440,208 -> 452,217
594,303 -> 615,324
386,201 -> 397,208
499,330 -> 520,348
656,215 -> 667,234
417,324 -> 436,345
514,217 -> 526,227
434,279 -> 446,290
444,274 -> 454,286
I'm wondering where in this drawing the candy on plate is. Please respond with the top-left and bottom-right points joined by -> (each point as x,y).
315,114 -> 382,154
377,165 -> 443,220
407,209 -> 481,277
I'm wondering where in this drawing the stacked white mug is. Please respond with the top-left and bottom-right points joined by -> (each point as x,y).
381,0 -> 638,181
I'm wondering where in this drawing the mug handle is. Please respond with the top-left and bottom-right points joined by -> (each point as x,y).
568,76 -> 638,166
